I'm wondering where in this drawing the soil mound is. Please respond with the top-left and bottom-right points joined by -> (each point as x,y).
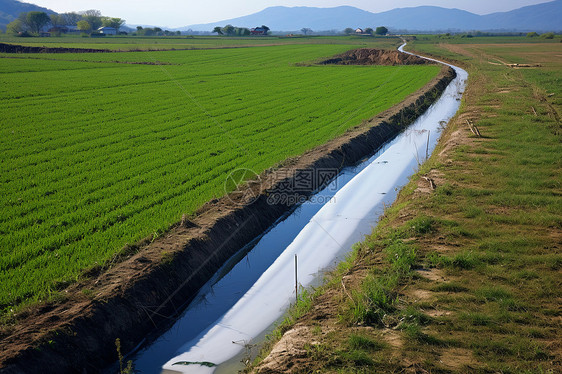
322,48 -> 430,66
0,43 -> 108,54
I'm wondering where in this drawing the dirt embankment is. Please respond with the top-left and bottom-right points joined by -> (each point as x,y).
0,42 -> 111,54
0,42 -> 292,54
322,48 -> 431,66
0,56 -> 455,374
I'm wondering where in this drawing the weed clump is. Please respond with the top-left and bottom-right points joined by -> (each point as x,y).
345,217 -> 424,325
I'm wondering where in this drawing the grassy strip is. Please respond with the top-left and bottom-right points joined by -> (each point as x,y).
342,218 -> 427,326
250,216 -> 436,370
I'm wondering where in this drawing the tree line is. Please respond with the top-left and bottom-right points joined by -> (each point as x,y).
344,26 -> 388,36
6,10 -> 125,36
134,26 -> 181,37
212,25 -> 270,36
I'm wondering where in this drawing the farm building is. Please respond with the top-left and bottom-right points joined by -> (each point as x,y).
355,28 -> 364,34
48,26 -> 80,35
98,27 -> 117,35
250,27 -> 268,35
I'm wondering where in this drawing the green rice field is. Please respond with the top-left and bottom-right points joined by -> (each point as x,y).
0,34 -> 400,51
0,37 -> 440,315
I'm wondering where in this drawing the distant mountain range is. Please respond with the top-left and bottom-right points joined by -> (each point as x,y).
0,0 -> 55,30
1,0 -> 560,33
182,1 -> 562,33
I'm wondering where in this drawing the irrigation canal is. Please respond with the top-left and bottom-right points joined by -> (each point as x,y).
127,44 -> 468,374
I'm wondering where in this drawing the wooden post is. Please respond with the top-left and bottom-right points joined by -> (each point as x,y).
426,130 -> 430,160
466,119 -> 482,137
295,254 -> 298,303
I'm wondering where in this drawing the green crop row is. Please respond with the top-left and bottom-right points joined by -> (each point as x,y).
0,41 -> 440,314
0,34 -> 400,51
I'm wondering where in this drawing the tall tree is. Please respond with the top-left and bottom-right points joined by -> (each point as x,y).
375,26 -> 388,35
222,24 -> 235,36
6,19 -> 24,34
102,17 -> 125,32
236,27 -> 250,36
80,10 -> 102,30
344,27 -> 354,35
364,27 -> 374,35
62,12 -> 82,26
77,20 -> 91,33
260,25 -> 270,34
212,26 -> 223,35
301,27 -> 312,35
49,14 -> 65,35
49,14 -> 62,27
19,12 -> 50,34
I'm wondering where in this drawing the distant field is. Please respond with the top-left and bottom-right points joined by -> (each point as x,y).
0,38 -> 440,314
413,34 -> 562,45
0,34 -> 400,51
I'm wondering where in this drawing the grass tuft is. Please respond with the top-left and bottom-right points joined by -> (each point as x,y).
348,334 -> 386,351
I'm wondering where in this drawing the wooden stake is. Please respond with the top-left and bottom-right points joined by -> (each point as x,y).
531,106 -> 537,116
466,119 -> 482,137
423,176 -> 437,190
426,130 -> 430,160
295,254 -> 298,303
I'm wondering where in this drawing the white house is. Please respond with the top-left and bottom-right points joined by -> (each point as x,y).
98,27 -> 117,35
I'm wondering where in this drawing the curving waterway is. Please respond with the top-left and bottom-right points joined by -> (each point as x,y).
128,43 -> 468,374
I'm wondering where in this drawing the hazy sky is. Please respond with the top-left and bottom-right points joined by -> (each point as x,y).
29,0 -> 553,27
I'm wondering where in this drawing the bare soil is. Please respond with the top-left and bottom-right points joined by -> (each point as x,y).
0,42 -> 111,53
0,57 -> 455,373
322,48 -> 431,66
